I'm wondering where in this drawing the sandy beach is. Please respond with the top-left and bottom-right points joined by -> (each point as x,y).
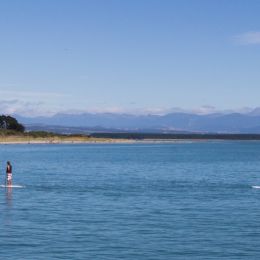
0,136 -> 207,144
0,136 -> 132,144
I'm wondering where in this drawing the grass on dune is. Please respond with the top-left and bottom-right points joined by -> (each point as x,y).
0,130 -> 128,143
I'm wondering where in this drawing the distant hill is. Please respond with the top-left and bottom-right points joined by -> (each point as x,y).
15,112 -> 260,134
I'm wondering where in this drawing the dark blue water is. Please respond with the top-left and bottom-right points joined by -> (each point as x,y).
1,142 -> 260,259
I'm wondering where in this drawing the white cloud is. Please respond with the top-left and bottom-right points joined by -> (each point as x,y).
0,98 -> 257,117
190,105 -> 217,115
235,31 -> 260,45
0,99 -> 55,117
59,106 -> 235,116
0,89 -> 71,116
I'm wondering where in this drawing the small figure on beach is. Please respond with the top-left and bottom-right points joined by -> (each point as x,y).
6,161 -> 12,186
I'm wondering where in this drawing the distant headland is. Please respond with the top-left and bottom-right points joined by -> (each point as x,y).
1,115 -> 260,144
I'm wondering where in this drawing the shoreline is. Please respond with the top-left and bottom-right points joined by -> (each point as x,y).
0,138 -> 257,145
1,134 -> 260,145
0,136 -> 216,144
0,139 -> 200,144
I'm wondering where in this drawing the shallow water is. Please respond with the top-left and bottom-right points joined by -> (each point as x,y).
1,142 -> 260,259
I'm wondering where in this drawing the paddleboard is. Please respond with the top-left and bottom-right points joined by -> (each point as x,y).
0,185 -> 24,188
252,186 -> 260,189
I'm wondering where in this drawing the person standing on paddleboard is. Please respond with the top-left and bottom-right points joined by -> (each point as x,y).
6,161 -> 12,186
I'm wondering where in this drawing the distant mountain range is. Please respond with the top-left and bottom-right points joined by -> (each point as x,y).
15,111 -> 260,134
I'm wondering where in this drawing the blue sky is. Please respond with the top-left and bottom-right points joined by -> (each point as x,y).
0,0 -> 260,115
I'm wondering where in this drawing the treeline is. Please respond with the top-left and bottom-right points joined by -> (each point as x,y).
0,115 -> 25,132
90,132 -> 260,140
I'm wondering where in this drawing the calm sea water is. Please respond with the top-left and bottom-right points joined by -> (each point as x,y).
1,142 -> 260,259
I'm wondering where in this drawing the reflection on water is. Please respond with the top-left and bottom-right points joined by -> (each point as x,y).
2,186 -> 13,227
6,187 -> 12,207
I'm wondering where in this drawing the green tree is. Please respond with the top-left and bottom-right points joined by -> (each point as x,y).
0,115 -> 25,132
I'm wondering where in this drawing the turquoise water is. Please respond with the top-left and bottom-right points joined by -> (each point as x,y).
1,142 -> 260,259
